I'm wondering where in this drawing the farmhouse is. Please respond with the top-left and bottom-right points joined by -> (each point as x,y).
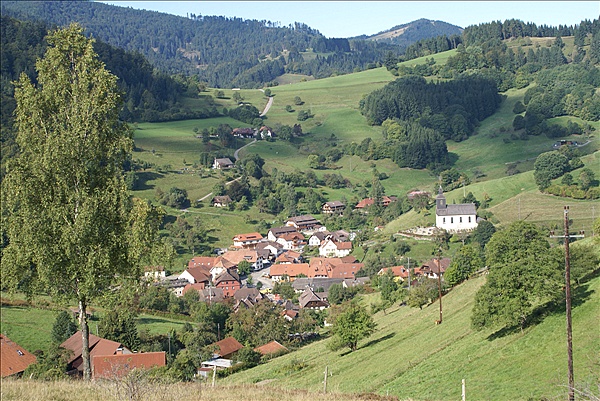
267,226 -> 299,242
92,352 -> 166,379
435,188 -> 478,232
212,195 -> 232,208
355,196 -> 398,210
276,232 -> 307,251
270,263 -> 310,282
378,265 -> 410,281
213,269 -> 241,297
318,239 -> 352,257
275,250 -> 303,264
285,215 -> 320,231
232,232 -> 264,249
178,266 -> 211,285
322,201 -> 345,215
221,248 -> 269,271
298,288 -> 329,309
0,335 -> 36,378
61,332 -> 131,376
212,157 -> 234,169
232,127 -> 255,138
254,340 -> 288,357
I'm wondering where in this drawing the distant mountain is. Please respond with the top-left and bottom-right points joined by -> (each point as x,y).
357,18 -> 463,48
0,2 -> 457,88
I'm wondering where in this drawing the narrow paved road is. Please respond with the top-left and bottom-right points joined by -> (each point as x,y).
234,138 -> 257,160
260,95 -> 273,117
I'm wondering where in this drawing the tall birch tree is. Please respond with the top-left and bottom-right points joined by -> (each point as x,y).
1,24 -> 162,380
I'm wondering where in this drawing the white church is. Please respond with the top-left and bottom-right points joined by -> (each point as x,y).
435,187 -> 478,232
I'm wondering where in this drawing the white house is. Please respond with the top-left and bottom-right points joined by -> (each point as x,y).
319,239 -> 352,258
435,188 -> 478,232
212,158 -> 234,170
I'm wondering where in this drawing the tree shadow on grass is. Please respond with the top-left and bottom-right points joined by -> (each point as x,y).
137,316 -> 173,325
360,332 -> 396,350
338,333 -> 397,356
487,275 -> 597,341
135,171 -> 163,191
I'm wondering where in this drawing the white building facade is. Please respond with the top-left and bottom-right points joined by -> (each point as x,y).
435,188 -> 478,232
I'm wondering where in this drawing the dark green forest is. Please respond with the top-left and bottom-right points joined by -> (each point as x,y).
0,0 -> 400,87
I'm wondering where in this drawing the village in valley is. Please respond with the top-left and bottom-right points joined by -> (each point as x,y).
2,181 -> 475,380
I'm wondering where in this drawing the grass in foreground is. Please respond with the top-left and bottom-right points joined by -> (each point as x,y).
0,380 -> 401,401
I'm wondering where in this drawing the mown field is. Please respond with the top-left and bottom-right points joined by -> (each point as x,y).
0,301 -> 190,353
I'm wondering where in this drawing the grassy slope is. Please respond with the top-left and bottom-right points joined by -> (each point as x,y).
224,273 -> 600,401
0,303 -> 189,353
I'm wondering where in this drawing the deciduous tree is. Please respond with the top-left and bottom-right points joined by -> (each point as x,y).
1,24 -> 162,380
328,301 -> 376,352
471,221 -> 563,331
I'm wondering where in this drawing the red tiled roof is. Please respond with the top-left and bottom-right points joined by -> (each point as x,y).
188,256 -> 217,268
61,332 -> 126,371
182,283 -> 207,295
233,232 -> 263,242
184,267 -> 211,283
379,265 -> 409,278
254,340 -> 288,356
0,335 -> 36,377
270,263 -> 310,278
329,262 -> 365,279
213,337 -> 243,358
93,352 -> 166,379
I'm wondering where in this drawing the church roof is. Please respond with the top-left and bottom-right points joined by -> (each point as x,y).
436,203 -> 477,216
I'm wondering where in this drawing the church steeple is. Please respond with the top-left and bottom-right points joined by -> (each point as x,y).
435,186 -> 446,210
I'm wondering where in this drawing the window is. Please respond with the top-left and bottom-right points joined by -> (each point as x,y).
469,216 -> 472,223
451,217 -> 454,224
443,218 -> 446,223
460,217 -> 463,223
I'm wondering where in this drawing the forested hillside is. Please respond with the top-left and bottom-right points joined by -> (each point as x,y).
0,0 -> 398,87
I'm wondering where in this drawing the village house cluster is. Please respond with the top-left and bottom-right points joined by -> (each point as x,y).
2,190 -> 472,380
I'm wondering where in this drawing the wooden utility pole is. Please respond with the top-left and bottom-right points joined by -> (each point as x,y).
550,206 -> 584,401
563,206 -> 575,401
323,366 -> 328,394
462,379 -> 466,401
437,249 -> 443,324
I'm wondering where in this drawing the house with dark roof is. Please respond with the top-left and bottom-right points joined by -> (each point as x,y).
212,157 -> 234,169
0,335 -> 37,377
285,215 -> 320,231
291,277 -> 344,293
298,288 -> 329,309
435,188 -> 478,232
214,269 -> 241,297
267,226 -> 298,242
415,257 -> 452,279
322,201 -> 345,215
212,195 -> 232,208
178,266 -> 211,286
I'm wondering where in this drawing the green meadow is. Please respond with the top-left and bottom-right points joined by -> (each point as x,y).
0,303 -> 191,353
123,45 -> 599,275
224,272 -> 600,400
